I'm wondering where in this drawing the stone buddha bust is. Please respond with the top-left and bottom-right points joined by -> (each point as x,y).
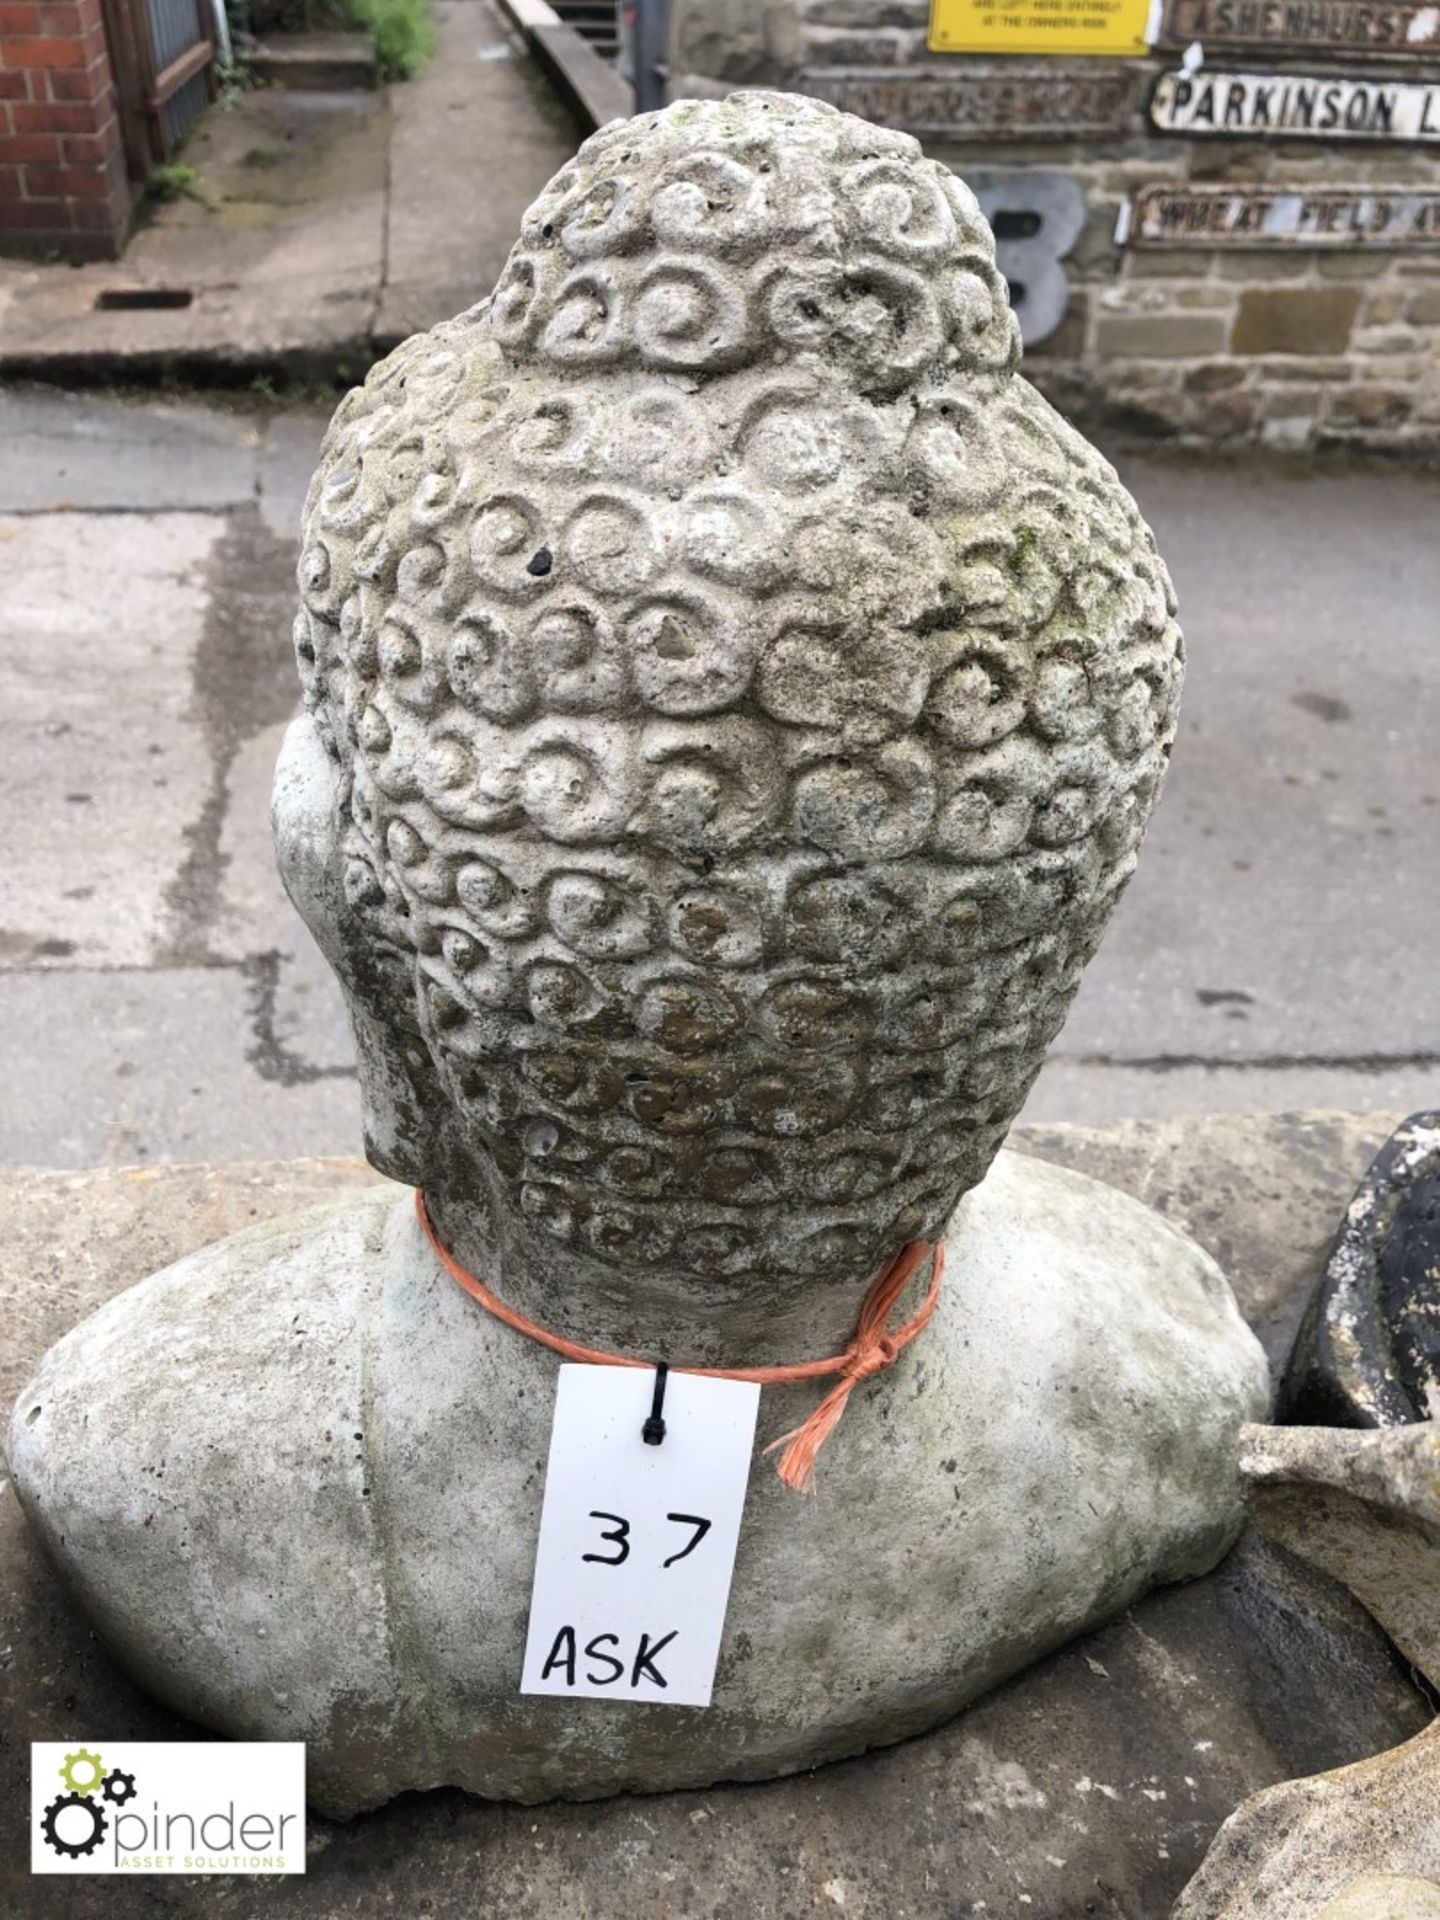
9,92 -> 1267,1817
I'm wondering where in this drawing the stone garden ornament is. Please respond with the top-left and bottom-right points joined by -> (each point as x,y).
8,93 -> 1267,1814
1175,1116 -> 1440,1917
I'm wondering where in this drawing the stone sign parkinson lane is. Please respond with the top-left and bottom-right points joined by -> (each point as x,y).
1152,68 -> 1440,138
1125,181 -> 1440,244
1159,0 -> 1440,54
801,66 -> 1137,139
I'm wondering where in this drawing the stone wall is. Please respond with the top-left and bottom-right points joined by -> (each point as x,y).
669,0 -> 1440,453
0,0 -> 132,261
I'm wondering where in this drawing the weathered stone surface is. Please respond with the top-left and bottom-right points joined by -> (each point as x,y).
1173,1721 -> 1440,1920
1018,1109 -> 1410,1370
8,89 -> 1223,1791
0,1120 -> 1428,1917
287,90 -> 1183,1322
805,26 -> 904,61
1282,1111 -> 1440,1428
0,88 -> 1383,1868
1178,1137 -> 1440,1920
799,64 -> 1141,141
672,0 -> 804,87
8,1146 -> 1267,1815
1327,387 -> 1414,430
1242,1420 -> 1440,1688
1231,287 -> 1362,357
1316,1876 -> 1440,1920
803,0 -> 927,24
1094,314 -> 1231,359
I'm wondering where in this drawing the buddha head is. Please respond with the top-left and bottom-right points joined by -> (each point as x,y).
274,91 -> 1182,1321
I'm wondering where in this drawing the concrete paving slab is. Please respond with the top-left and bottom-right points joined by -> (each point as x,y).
2,398 -> 1435,1164
159,504 -> 323,964
270,936 -> 358,1077
1025,1059 -> 1440,1126
213,717 -> 355,1072
258,407 -> 328,542
0,5 -> 579,380
375,0 -> 580,343
0,966 -> 358,1169
0,261 -> 378,383
214,717 -> 298,952
0,391 -> 259,513
1055,453 -> 1440,1068
0,512 -> 220,971
0,93 -> 391,379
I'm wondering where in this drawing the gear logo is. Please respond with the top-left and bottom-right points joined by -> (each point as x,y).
31,1738 -> 306,1876
58,1748 -> 105,1794
103,1768 -> 137,1805
40,1749 -> 140,1860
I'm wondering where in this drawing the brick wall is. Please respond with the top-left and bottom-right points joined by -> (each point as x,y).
0,0 -> 133,260
670,0 -> 1440,454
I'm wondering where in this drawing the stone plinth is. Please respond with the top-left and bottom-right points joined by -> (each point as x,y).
1,1112 -> 1428,1917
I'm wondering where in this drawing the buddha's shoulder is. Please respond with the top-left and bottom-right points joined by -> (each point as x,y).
7,1185 -> 411,1766
9,1186 -> 409,1461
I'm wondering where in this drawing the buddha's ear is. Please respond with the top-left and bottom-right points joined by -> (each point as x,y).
271,713 -> 439,1187
272,712 -> 351,977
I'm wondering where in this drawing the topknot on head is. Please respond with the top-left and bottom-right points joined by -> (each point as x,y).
488,89 -> 1019,391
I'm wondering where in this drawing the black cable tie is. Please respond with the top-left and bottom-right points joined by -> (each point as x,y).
642,1361 -> 669,1446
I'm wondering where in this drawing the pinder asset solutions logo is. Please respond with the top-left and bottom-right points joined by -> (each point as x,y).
31,1743 -> 305,1875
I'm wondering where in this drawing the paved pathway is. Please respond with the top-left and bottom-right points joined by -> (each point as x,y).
1,389 -> 1436,1168
0,0 -> 576,379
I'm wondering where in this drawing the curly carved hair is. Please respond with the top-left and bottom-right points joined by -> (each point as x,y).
292,91 -> 1181,1286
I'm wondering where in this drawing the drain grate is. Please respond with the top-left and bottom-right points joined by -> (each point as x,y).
95,288 -> 194,311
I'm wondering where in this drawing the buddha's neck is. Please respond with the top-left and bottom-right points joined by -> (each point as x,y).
420,1183 -> 903,1368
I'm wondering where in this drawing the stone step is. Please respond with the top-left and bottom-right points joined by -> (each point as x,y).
247,31 -> 377,92
548,0 -> 619,55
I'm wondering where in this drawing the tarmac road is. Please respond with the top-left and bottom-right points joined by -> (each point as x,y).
0,386 -> 1436,1169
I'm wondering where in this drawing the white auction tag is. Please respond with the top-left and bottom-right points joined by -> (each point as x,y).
521,1364 -> 761,1708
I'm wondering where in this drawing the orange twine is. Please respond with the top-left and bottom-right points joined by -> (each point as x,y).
415,1190 -> 943,1494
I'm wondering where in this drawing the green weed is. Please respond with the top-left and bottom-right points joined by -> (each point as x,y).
146,163 -> 207,205
348,0 -> 436,81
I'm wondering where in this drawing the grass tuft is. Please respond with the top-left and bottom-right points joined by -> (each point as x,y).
347,0 -> 436,80
146,163 -> 207,205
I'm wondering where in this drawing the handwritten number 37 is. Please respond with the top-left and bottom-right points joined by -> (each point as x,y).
582,1511 -> 712,1569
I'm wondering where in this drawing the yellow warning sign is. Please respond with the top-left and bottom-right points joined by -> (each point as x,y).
928,0 -> 1153,57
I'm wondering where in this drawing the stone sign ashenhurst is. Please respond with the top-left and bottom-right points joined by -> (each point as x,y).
1159,0 -> 1440,52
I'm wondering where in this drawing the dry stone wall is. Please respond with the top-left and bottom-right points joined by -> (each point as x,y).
670,0 -> 1440,452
